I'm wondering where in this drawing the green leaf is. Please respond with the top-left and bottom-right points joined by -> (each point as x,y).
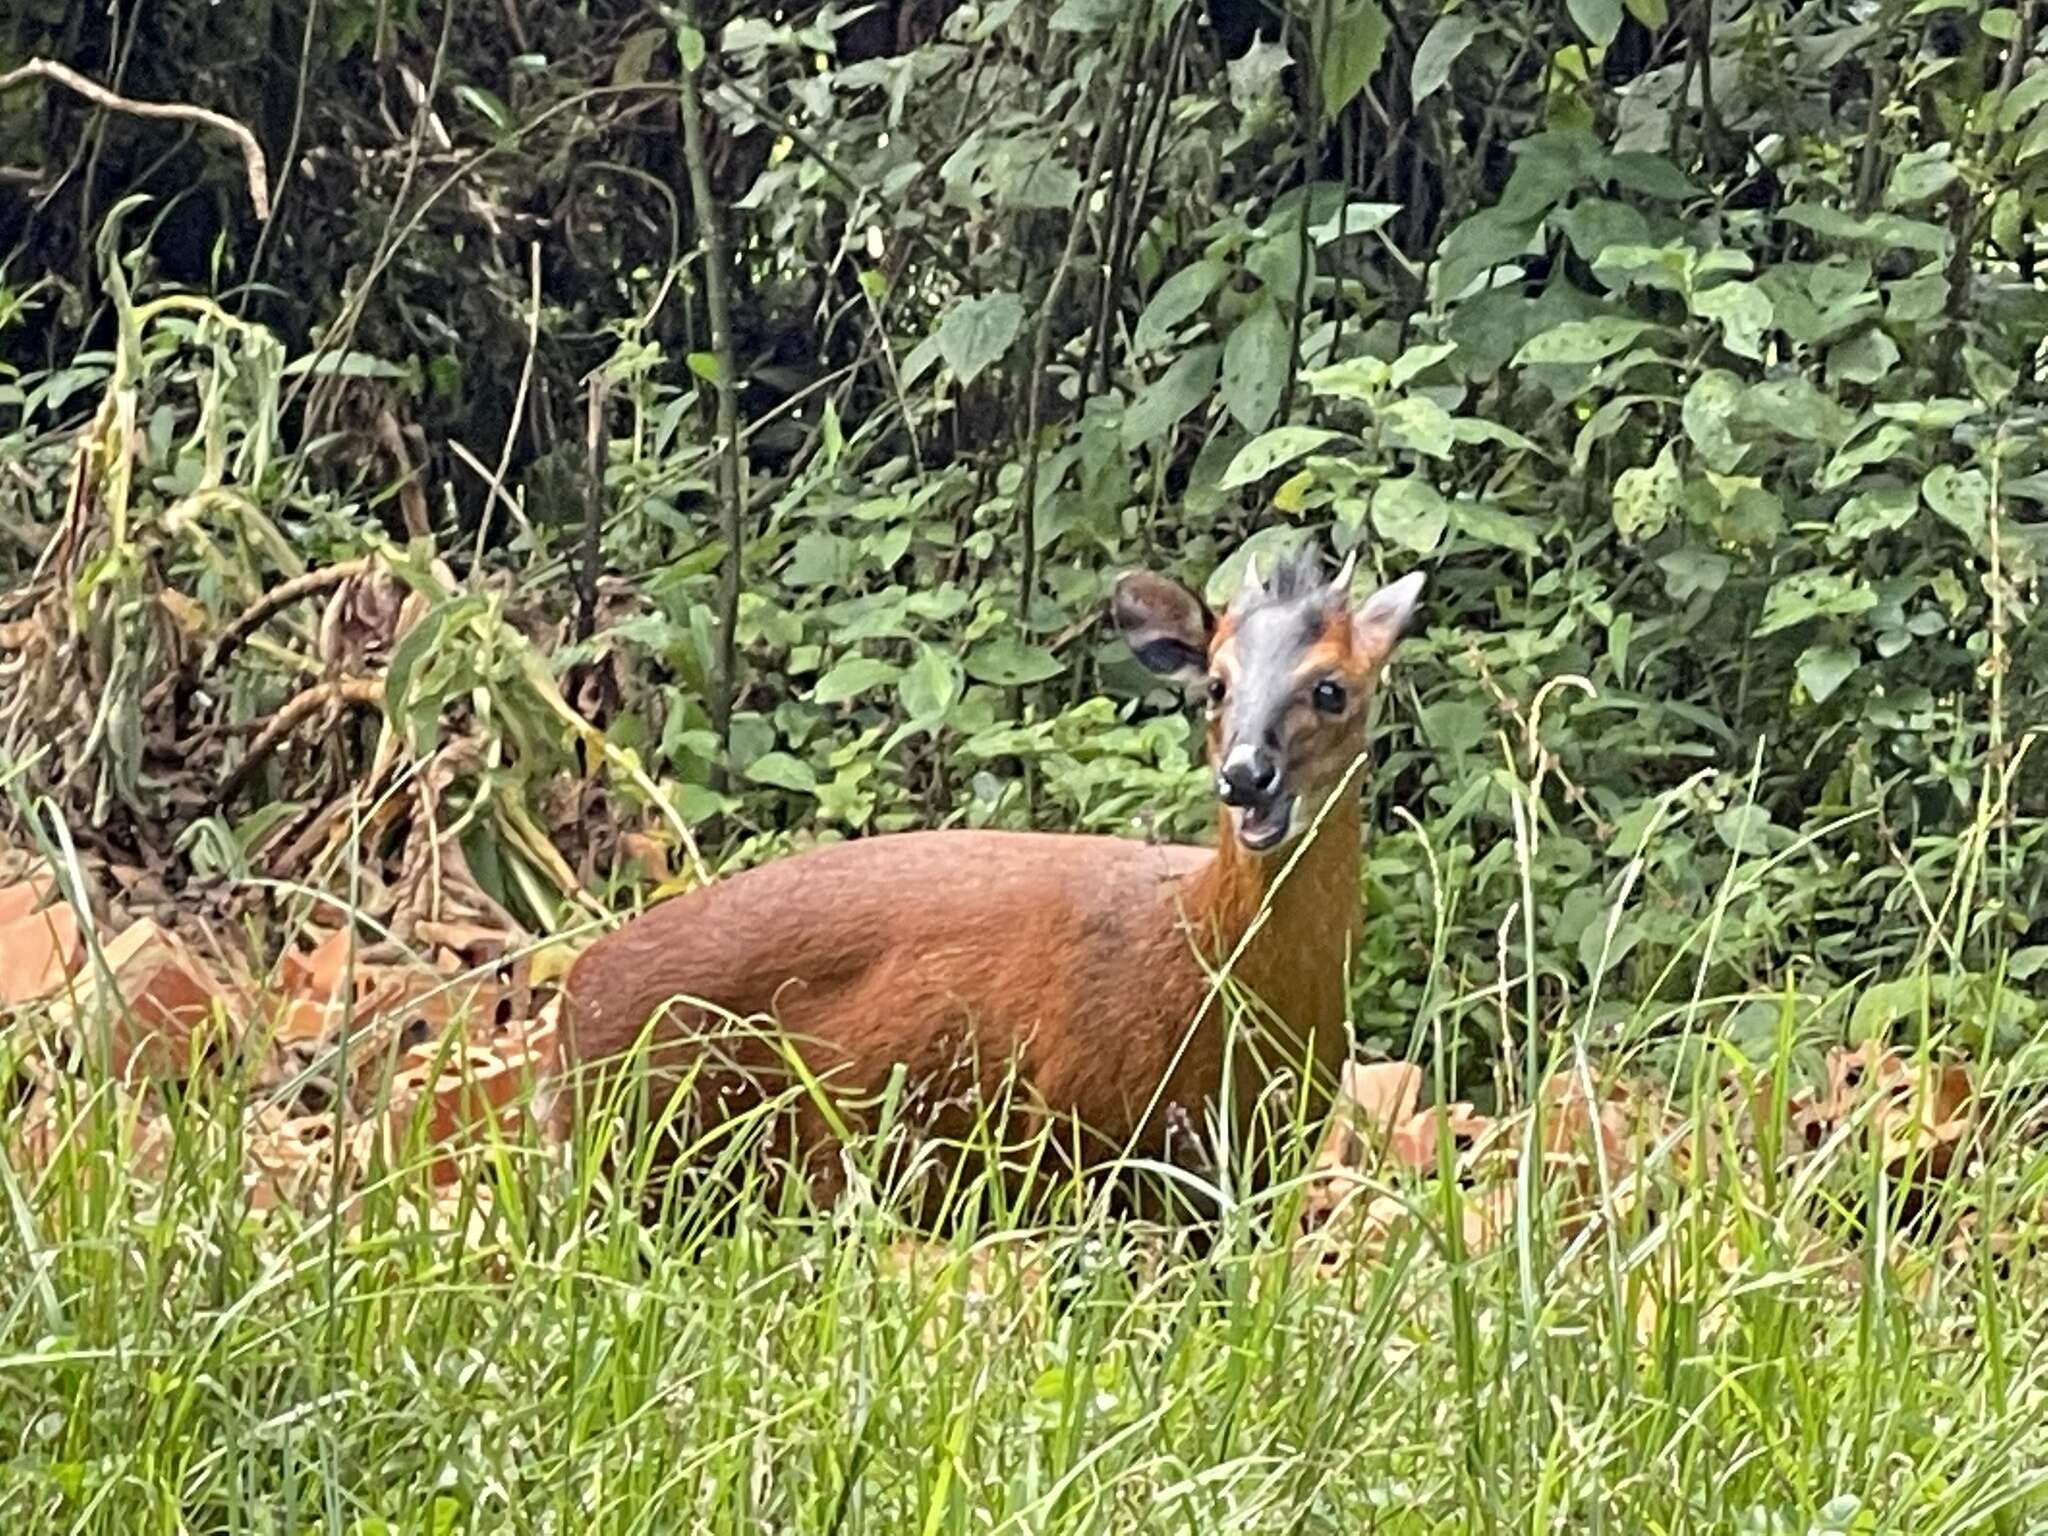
1451,501 -> 1542,557
1220,299 -> 1291,433
1568,0 -> 1623,45
1963,345 -> 2018,406
1317,0 -> 1391,119
1411,14 -> 1480,103
1658,548 -> 1730,600
454,84 -> 515,134
1834,485 -> 1918,544
1796,644 -> 1859,705
812,656 -> 902,705
1611,445 -> 1681,541
935,291 -> 1025,386
1755,571 -> 1876,637
1623,0 -> 1669,23
1826,328 -> 1900,387
1921,464 -> 1989,545
685,351 -> 724,384
746,751 -> 818,794
1379,396 -> 1456,459
1122,344 -> 1219,450
1133,262 -> 1227,354
1885,148 -> 1959,209
965,637 -> 1064,686
1513,316 -> 1661,367
898,645 -> 963,724
1781,203 -> 1949,257
1682,369 -> 1745,472
1694,281 -> 1773,361
1221,425 -> 1345,489
1372,477 -> 1450,554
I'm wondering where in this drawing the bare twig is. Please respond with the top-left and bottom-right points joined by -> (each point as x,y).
579,375 -> 608,644
0,57 -> 271,219
475,242 -> 543,567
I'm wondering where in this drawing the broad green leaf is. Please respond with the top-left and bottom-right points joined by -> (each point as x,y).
1133,261 -> 1227,354
1411,14 -> 1480,103
898,644 -> 963,723
1781,203 -> 1949,257
1318,0 -> 1391,119
965,637 -> 1064,686
1755,571 -> 1875,636
1513,316 -> 1660,367
1623,0 -> 1669,22
1834,485 -> 1918,544
1221,425 -> 1345,489
1694,281 -> 1772,360
1819,422 -> 1915,489
1922,464 -> 1989,545
1568,0 -> 1623,46
1658,548 -> 1730,600
935,291 -> 1025,386
812,656 -> 902,705
1389,342 -> 1458,389
746,751 -> 818,794
1372,476 -> 1450,554
1122,344 -> 1219,450
1826,328 -> 1900,387
1379,396 -> 1455,458
1220,299 -> 1291,433
1451,501 -> 1542,557
1682,369 -> 1745,472
674,23 -> 706,72
1740,377 -> 1852,444
785,530 -> 852,588
1885,148 -> 1959,209
1558,202 -> 1655,266
1611,445 -> 1681,541
1964,345 -> 2018,406
1796,644 -> 1859,705
1996,65 -> 2048,131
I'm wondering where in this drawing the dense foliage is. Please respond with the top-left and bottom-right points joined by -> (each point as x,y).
3,0 -> 2044,1075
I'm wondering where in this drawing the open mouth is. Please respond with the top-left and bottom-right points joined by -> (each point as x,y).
1231,796 -> 1296,852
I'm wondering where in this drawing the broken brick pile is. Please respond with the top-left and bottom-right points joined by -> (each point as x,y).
0,864 -> 563,1218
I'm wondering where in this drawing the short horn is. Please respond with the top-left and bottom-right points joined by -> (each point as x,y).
1331,548 -> 1358,594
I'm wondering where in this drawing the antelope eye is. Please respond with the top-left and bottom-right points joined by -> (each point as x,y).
1205,676 -> 1227,705
1311,679 -> 1347,715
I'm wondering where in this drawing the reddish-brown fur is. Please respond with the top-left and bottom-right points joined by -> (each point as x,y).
555,554 -> 1417,1202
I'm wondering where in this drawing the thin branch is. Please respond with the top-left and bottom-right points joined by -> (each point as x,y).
0,57 -> 271,219
214,678 -> 385,809
676,5 -> 747,787
475,241 -> 543,568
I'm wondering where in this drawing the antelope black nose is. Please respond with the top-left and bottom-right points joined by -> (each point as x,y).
1218,746 -> 1279,806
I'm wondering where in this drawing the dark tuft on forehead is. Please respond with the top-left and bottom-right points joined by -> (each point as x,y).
1231,544 -> 1339,620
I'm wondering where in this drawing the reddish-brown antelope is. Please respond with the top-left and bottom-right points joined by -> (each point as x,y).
556,544 -> 1425,1203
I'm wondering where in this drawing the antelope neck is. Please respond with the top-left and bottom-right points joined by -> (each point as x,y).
1190,788 -> 1364,1008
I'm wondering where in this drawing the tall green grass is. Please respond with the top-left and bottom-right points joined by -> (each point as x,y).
4,750 -> 2047,1534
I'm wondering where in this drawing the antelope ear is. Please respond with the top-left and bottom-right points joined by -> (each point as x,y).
1110,571 -> 1213,683
1352,571 -> 1427,661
